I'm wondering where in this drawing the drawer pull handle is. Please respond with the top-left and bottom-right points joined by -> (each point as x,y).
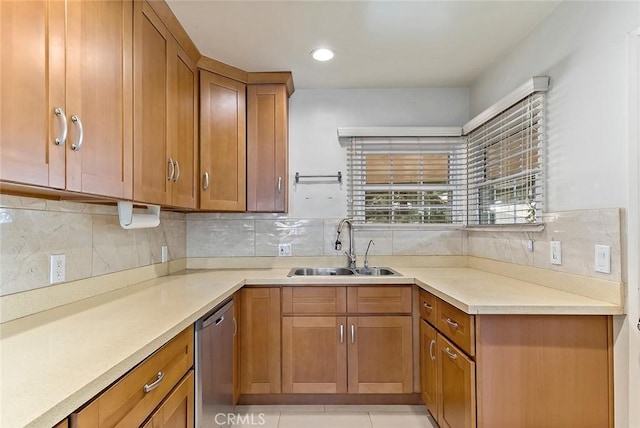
429,339 -> 436,361
446,318 -> 459,329
445,347 -> 458,360
143,371 -> 165,393
167,158 -> 175,181
70,115 -> 84,151
54,107 -> 67,146
423,302 -> 433,312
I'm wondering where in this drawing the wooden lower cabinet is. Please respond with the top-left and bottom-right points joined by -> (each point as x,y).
239,288 -> 281,394
437,334 -> 476,428
420,320 -> 438,417
71,326 -> 194,428
143,371 -> 194,428
348,316 -> 413,394
53,419 -> 69,428
282,316 -> 347,393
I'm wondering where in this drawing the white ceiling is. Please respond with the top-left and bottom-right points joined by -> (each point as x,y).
167,1 -> 560,89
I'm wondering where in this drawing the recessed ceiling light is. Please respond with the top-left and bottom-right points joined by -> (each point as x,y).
311,48 -> 335,62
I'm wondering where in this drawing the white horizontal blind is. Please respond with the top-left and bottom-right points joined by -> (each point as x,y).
467,93 -> 545,225
347,137 -> 467,225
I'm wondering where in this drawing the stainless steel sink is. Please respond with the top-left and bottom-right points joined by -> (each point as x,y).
287,267 -> 401,277
288,267 -> 355,276
353,267 -> 399,276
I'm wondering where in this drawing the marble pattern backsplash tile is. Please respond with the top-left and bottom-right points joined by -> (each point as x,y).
187,213 -> 467,260
0,195 -> 186,296
468,208 -> 623,282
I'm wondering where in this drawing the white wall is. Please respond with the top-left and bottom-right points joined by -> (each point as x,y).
287,88 -> 469,218
469,2 -> 640,426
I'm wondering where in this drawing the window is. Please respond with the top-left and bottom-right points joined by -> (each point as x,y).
466,93 -> 545,225
346,136 -> 467,225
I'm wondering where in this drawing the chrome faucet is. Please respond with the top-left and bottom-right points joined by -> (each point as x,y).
335,218 -> 356,268
364,239 -> 375,269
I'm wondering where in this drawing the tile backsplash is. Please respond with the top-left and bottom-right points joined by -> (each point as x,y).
186,214 -> 466,258
0,193 -> 623,298
467,208 -> 623,282
0,195 -> 186,296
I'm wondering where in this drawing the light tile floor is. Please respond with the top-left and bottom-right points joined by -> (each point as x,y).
223,405 -> 438,428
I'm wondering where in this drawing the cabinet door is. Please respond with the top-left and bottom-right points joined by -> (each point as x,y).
200,71 -> 246,211
347,316 -> 413,393
437,334 -> 476,428
247,84 -> 288,212
282,316 -> 347,393
420,320 -> 438,418
146,371 -> 195,428
133,1 -> 170,205
65,0 -> 133,199
239,288 -> 280,394
167,39 -> 197,209
0,0 -> 65,188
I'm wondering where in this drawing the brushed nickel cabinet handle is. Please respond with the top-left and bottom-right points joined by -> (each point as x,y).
54,108 -> 67,146
277,176 -> 282,193
143,371 -> 164,393
445,347 -> 458,360
233,316 -> 237,337
203,172 -> 209,190
350,324 -> 355,344
339,324 -> 344,344
167,158 -> 175,181
446,318 -> 459,329
423,302 -> 433,312
70,115 -> 83,151
173,160 -> 180,182
429,339 -> 436,361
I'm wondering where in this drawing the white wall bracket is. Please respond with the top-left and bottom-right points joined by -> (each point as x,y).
117,201 -> 161,230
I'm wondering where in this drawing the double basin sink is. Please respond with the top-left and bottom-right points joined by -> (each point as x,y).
287,267 -> 401,277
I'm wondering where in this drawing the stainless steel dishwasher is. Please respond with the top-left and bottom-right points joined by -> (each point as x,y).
195,299 -> 235,428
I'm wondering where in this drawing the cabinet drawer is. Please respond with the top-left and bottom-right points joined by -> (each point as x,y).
282,286 -> 346,314
71,326 -> 194,428
347,286 -> 412,314
437,300 -> 475,357
418,289 -> 438,326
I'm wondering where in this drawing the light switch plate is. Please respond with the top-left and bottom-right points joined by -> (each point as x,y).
50,254 -> 66,284
161,245 -> 168,263
595,245 -> 611,274
550,241 -> 562,265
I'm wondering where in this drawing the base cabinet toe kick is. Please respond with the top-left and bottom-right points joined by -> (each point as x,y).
418,289 -> 614,428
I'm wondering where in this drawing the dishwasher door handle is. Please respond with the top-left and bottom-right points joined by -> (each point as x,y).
203,313 -> 225,328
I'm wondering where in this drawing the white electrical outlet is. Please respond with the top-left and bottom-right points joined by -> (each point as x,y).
161,245 -> 168,263
278,243 -> 292,256
50,254 -> 66,284
550,241 -> 562,265
595,245 -> 611,274
526,240 -> 534,252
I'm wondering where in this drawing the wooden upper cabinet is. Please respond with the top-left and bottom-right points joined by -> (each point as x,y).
133,1 -> 170,205
0,0 -> 132,199
1,0 -> 65,188
167,40 -> 197,209
65,0 -> 133,199
247,84 -> 288,212
200,71 -> 246,211
133,1 -> 195,208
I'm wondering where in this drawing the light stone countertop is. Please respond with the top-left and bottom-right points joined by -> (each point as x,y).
0,267 -> 623,428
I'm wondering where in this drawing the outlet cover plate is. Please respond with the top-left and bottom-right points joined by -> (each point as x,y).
278,243 -> 292,256
595,245 -> 611,274
50,254 -> 66,284
550,241 -> 562,265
